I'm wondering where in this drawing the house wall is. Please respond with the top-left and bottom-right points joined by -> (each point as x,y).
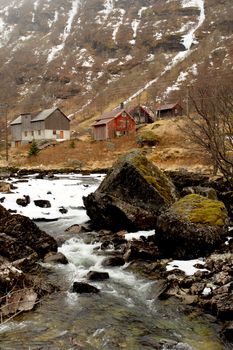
44,110 -> 70,130
93,125 -> 107,141
11,124 -> 22,142
108,113 -> 136,138
11,109 -> 70,146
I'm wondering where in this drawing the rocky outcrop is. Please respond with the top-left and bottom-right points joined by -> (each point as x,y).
156,194 -> 228,259
83,151 -> 177,231
0,204 -> 57,260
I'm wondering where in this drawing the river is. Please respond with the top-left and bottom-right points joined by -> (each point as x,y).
0,173 -> 231,350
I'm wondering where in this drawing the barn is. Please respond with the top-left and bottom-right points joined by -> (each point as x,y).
92,107 -> 136,141
10,107 -> 70,147
128,105 -> 154,125
156,103 -> 183,118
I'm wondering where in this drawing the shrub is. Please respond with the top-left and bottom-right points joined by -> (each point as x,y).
136,131 -> 159,147
28,140 -> 40,157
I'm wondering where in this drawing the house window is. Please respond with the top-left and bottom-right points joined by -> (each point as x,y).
24,131 -> 27,137
38,130 -> 41,136
53,130 -> 56,135
31,131 -> 34,137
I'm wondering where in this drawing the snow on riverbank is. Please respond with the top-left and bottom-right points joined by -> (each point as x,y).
1,173 -> 104,221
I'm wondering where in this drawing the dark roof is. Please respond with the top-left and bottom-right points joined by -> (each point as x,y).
11,107 -> 69,125
31,107 -> 58,122
92,108 -> 133,127
156,103 -> 182,111
128,104 -> 154,120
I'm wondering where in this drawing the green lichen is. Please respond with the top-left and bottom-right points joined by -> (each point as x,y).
172,194 -> 227,227
130,151 -> 176,204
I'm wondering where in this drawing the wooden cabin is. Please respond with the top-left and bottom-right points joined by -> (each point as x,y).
10,107 -> 70,147
92,107 -> 136,141
128,105 -> 154,125
156,103 -> 183,118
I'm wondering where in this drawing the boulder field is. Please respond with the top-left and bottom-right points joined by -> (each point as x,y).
83,150 -> 229,259
83,150 -> 232,340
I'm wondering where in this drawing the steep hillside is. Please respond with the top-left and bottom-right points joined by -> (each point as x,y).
0,0 -> 232,127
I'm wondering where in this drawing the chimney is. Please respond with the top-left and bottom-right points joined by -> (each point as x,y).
120,102 -> 124,110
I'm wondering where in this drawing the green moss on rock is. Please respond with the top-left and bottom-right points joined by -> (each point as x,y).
130,151 -> 177,204
171,194 -> 228,227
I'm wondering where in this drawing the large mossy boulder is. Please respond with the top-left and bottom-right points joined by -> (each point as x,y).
83,150 -> 177,231
155,194 -> 229,259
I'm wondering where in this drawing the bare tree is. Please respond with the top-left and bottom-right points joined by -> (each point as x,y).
185,76 -> 233,186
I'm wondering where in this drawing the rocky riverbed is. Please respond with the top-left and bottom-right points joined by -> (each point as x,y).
0,162 -> 232,349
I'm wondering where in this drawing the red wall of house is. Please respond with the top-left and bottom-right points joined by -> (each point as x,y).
107,113 -> 136,138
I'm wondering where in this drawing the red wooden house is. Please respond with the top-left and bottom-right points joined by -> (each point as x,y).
92,107 -> 136,141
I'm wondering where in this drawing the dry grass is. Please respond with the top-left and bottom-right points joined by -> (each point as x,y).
1,116 -> 213,174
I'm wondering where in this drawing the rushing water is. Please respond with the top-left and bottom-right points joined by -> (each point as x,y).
0,174 -> 231,350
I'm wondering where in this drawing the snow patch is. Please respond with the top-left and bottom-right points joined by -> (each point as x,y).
166,259 -> 208,276
47,0 -> 80,63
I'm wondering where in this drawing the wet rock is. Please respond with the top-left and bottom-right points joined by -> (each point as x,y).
181,186 -> 217,200
43,252 -> 68,265
86,270 -> 110,281
156,194 -> 228,259
101,256 -> 125,267
65,224 -> 90,234
166,170 -> 210,193
72,282 -> 100,294
59,207 -> 68,214
83,150 -> 177,232
210,293 -> 233,320
221,321 -> 233,341
123,239 -> 160,261
16,195 -> 30,207
34,199 -> 51,208
0,233 -> 37,261
0,204 -> 57,259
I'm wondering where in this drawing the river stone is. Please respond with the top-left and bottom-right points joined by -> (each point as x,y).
43,252 -> 68,265
155,194 -> 228,259
87,270 -> 110,281
83,150 -> 177,231
0,204 -> 57,259
34,199 -> 51,208
0,181 -> 11,193
16,195 -> 30,207
72,282 -> 100,294
123,239 -> 160,261
101,256 -> 125,267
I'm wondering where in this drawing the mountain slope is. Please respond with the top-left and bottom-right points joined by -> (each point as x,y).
0,0 -> 232,126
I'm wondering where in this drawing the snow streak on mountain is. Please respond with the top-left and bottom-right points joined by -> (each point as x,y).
0,0 -> 232,122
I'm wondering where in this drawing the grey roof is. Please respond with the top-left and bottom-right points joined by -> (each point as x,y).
31,107 -> 58,122
10,115 -> 22,125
